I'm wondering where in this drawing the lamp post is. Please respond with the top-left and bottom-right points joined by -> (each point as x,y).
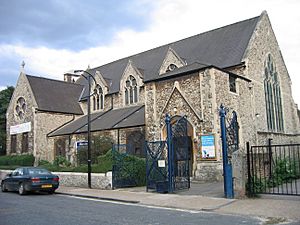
73,69 -> 98,189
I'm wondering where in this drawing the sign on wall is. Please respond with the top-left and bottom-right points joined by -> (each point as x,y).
200,134 -> 216,160
75,141 -> 88,151
10,122 -> 31,135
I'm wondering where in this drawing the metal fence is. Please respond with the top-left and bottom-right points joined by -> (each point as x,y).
247,142 -> 300,196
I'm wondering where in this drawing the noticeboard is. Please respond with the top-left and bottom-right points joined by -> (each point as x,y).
200,134 -> 216,160
75,141 -> 88,151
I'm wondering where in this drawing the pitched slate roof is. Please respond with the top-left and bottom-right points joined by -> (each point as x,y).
77,15 -> 260,95
48,105 -> 145,137
26,75 -> 84,115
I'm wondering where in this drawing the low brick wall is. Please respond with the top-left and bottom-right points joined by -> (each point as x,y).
0,170 -> 112,189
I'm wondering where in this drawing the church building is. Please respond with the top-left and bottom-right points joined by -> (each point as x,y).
6,11 -> 300,189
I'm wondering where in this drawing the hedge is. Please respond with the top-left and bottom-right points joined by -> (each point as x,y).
0,154 -> 35,166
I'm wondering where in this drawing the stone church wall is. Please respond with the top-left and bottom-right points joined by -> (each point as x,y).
6,73 -> 36,156
34,112 -> 74,163
243,12 -> 300,144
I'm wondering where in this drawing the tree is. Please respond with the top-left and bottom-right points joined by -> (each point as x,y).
0,86 -> 15,155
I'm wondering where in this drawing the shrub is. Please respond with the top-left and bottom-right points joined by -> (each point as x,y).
0,154 -> 34,166
53,156 -> 71,167
76,136 -> 113,165
113,151 -> 146,187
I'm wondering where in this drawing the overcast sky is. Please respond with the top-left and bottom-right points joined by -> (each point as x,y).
0,0 -> 299,105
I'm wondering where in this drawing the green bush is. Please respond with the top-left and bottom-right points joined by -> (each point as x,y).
77,136 -> 113,165
113,151 -> 146,186
0,154 -> 34,166
53,156 -> 71,167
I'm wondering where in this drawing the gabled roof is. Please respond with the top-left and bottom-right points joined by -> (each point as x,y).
26,75 -> 84,115
48,105 -> 145,137
77,15 -> 260,95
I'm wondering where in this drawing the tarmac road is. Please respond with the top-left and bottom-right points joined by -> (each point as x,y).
0,191 -> 266,225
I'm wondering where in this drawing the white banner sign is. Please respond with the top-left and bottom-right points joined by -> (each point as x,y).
10,122 -> 31,135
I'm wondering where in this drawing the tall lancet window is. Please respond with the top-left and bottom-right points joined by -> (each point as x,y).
125,75 -> 138,105
93,85 -> 104,111
264,54 -> 284,132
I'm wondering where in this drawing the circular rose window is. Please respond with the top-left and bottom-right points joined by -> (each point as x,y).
15,97 -> 26,119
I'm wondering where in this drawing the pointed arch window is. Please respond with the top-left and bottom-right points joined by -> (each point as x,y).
264,54 -> 284,132
92,85 -> 104,111
125,75 -> 138,105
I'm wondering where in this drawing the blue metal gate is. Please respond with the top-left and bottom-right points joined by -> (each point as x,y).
220,105 -> 239,198
145,141 -> 168,193
145,114 -> 190,193
171,116 -> 191,191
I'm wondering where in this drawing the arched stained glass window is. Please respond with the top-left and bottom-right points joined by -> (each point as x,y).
125,75 -> 138,105
264,54 -> 284,132
92,85 -> 104,111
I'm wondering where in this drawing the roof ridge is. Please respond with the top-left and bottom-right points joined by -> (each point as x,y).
90,15 -> 260,74
26,74 -> 84,87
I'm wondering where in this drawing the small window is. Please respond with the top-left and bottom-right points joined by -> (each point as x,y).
229,75 -> 237,93
166,64 -> 178,73
21,132 -> 28,153
11,135 -> 17,153
55,138 -> 66,157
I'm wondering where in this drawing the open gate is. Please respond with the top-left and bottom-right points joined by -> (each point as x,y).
145,114 -> 190,193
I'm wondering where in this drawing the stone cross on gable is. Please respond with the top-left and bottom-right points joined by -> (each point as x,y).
20,60 -> 25,73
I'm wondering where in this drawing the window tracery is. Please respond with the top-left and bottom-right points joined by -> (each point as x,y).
125,75 -> 138,105
92,85 -> 104,111
15,97 -> 26,119
264,54 -> 284,132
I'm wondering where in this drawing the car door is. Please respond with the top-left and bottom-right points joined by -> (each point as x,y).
5,169 -> 18,190
10,168 -> 23,191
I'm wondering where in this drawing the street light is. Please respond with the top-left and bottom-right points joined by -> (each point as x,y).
73,69 -> 98,189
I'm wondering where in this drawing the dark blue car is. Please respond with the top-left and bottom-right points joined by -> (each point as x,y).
1,167 -> 59,195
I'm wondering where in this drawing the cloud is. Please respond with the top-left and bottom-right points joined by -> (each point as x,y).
0,0 -> 152,50
0,0 -> 299,105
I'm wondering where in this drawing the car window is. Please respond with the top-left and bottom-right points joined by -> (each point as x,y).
28,168 -> 51,175
12,168 -> 23,176
12,169 -> 19,176
18,168 -> 24,176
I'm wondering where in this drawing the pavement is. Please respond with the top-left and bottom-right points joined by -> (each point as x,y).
56,182 -> 300,224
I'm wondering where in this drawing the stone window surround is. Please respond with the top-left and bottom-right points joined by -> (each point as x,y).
229,75 -> 237,93
92,85 -> 104,111
166,63 -> 178,73
124,75 -> 139,105
15,96 -> 27,120
264,53 -> 284,132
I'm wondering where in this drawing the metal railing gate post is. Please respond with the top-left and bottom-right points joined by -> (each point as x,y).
219,105 -> 234,198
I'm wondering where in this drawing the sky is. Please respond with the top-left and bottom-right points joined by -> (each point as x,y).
0,0 -> 299,105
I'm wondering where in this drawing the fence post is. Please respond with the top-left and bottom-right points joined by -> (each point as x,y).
165,114 -> 173,193
268,138 -> 273,178
246,142 -> 252,197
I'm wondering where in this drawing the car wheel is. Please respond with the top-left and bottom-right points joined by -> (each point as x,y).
1,182 -> 7,192
18,183 -> 27,195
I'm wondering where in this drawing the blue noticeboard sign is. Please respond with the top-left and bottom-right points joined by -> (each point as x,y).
75,141 -> 88,151
200,134 -> 216,160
